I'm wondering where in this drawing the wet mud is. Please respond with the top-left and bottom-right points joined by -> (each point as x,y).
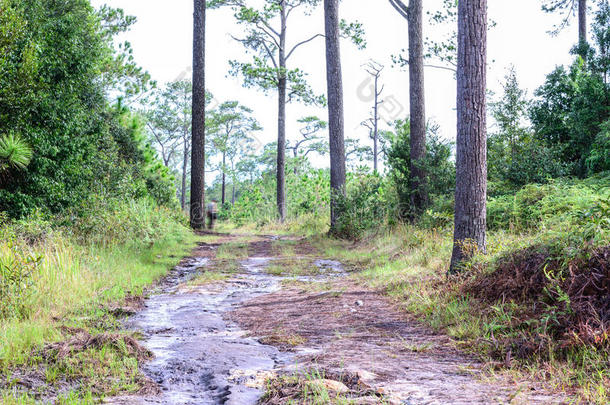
109,252 -> 287,404
109,235 -> 566,405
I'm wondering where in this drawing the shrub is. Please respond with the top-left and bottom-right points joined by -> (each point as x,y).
333,174 -> 396,240
386,120 -> 455,218
487,175 -> 609,232
66,196 -> 188,248
0,234 -> 41,320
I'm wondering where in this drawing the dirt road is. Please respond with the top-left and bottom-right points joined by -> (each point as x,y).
109,234 -> 565,405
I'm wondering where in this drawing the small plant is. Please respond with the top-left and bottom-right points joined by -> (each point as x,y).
0,238 -> 41,319
0,133 -> 33,172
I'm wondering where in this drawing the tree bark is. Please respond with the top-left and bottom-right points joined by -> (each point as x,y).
579,0 -> 587,45
221,151 -> 226,205
324,0 -> 346,231
181,139 -> 188,211
450,0 -> 487,272
276,4 -> 287,222
408,0 -> 428,217
190,0 -> 206,229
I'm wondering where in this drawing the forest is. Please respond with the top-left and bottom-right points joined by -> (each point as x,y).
0,0 -> 608,404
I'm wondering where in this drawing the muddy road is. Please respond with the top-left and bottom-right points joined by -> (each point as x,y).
109,234 -> 565,405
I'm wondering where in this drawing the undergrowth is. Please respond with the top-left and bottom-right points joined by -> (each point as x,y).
0,199 -> 198,400
308,175 -> 610,404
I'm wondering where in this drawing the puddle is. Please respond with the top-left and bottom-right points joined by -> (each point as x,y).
108,248 -> 352,405
109,255 -> 290,405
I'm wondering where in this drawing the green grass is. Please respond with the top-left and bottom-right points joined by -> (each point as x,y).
216,241 -> 250,259
312,224 -> 609,404
265,258 -> 320,277
0,212 -> 200,400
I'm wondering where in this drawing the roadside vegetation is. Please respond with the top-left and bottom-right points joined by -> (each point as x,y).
0,201 -> 197,402
1,0 -> 609,403
0,0 -> 199,401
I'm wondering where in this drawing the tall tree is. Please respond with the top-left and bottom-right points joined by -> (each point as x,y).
209,0 -> 325,222
208,101 -> 261,204
450,0 -> 488,272
324,0 -> 346,231
209,0 -> 363,221
408,0 -> 428,216
388,0 -> 428,217
190,0 -> 206,229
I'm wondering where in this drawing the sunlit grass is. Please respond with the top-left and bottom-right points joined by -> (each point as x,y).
0,211 -> 200,402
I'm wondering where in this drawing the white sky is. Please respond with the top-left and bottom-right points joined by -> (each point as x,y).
92,0 -> 581,168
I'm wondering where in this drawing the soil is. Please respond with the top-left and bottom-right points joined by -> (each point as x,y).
105,233 -> 567,405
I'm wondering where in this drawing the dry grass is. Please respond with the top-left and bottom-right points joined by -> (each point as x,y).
311,224 -> 609,404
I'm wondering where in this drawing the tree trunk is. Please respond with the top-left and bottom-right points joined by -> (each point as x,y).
232,182 -> 236,205
373,74 -> 379,173
324,0 -> 346,231
579,0 -> 587,45
276,5 -> 287,222
408,0 -> 428,217
181,139 -> 188,211
221,151 -> 226,205
450,0 -> 487,273
190,0 -> 206,229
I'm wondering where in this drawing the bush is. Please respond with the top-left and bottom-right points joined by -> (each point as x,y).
466,243 -> 610,356
229,168 -> 331,225
419,195 -> 454,230
65,197 -> 188,248
487,175 -> 610,232
386,120 -> 455,218
333,174 -> 397,240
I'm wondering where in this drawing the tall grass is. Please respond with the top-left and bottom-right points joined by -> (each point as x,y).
0,199 -> 198,369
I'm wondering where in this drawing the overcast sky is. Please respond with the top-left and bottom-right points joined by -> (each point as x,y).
92,0 -> 582,168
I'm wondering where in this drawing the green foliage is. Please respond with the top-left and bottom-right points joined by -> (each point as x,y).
0,133 -> 32,172
339,19 -> 366,49
386,119 -> 455,217
487,173 -> 610,234
0,233 -> 41,320
489,68 -> 569,192
67,197 -> 187,247
531,61 -> 609,177
0,0 -> 175,217
228,167 -> 330,226
530,5 -> 610,178
333,174 -> 396,239
586,119 -> 610,173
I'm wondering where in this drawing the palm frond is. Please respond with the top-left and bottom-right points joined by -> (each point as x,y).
0,134 -> 33,171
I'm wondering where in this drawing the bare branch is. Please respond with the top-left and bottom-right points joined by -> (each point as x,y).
424,63 -> 457,73
388,0 -> 408,20
286,33 -> 325,60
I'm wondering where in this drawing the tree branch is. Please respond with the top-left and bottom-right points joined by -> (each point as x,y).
286,33 -> 324,60
388,0 -> 408,20
424,63 -> 457,73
